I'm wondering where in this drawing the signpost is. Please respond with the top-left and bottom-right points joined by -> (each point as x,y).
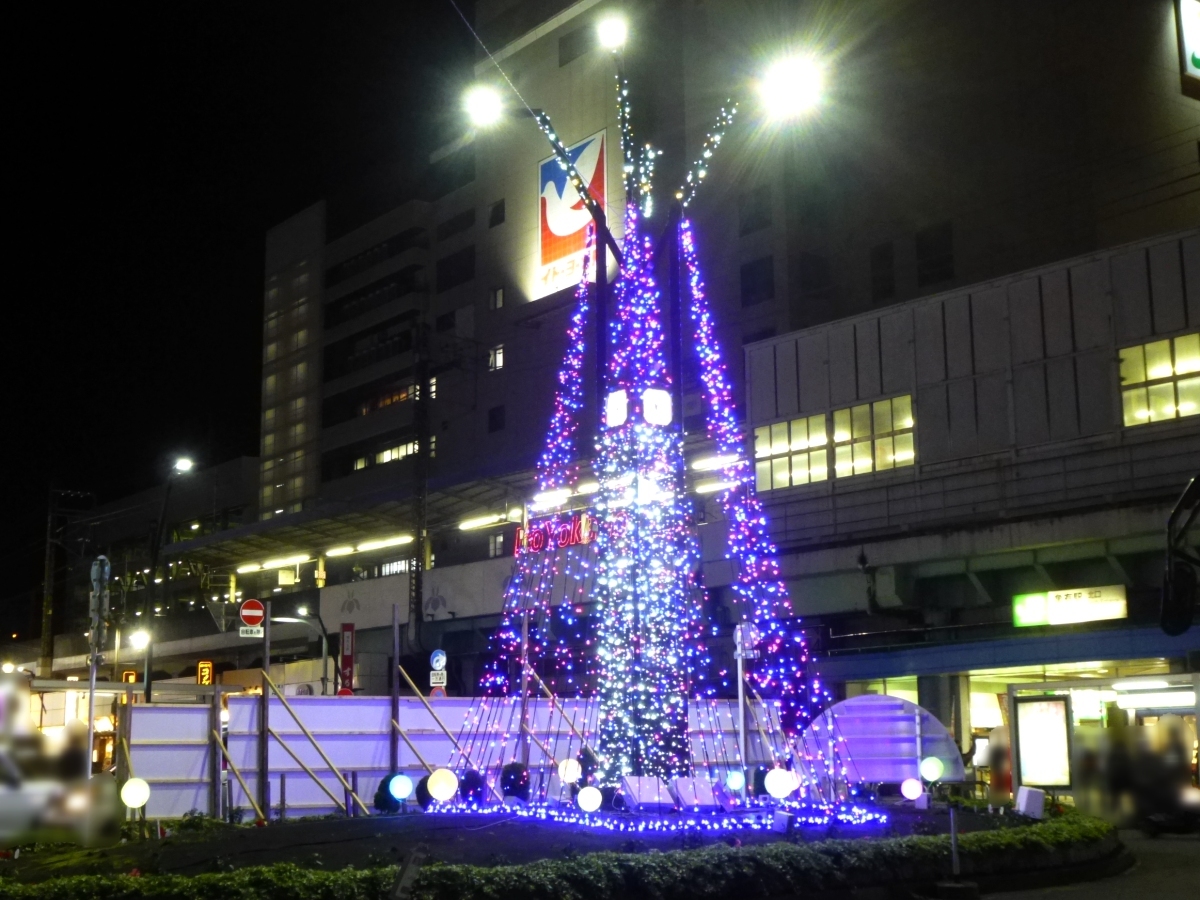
239,599 -> 266,638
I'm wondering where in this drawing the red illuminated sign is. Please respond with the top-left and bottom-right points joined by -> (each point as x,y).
516,510 -> 596,555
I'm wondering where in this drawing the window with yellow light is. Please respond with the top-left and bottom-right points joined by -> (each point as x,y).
1119,332 -> 1199,427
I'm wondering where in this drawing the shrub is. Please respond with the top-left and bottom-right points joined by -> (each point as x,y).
0,812 -> 1114,900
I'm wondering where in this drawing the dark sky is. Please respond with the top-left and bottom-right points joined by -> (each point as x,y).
5,2 -> 476,624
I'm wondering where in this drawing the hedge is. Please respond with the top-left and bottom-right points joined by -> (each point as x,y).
0,812 -> 1115,900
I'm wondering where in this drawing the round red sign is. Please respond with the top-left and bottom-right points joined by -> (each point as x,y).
239,599 -> 265,627
336,688 -> 354,697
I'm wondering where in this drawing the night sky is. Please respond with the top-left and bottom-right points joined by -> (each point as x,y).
5,2 -> 476,630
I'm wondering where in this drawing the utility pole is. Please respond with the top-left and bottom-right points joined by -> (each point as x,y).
39,491 -> 58,678
408,320 -> 431,655
86,556 -> 111,779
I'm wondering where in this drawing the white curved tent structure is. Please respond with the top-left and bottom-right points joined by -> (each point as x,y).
799,694 -> 965,793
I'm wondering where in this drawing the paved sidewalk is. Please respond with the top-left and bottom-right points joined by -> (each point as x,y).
984,831 -> 1199,900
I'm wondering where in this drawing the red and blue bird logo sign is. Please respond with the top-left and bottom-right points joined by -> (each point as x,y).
537,130 -> 606,297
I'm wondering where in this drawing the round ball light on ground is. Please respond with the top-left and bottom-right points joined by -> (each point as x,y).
577,785 -> 603,813
764,767 -> 796,800
900,777 -> 924,801
919,756 -> 945,782
427,768 -> 459,803
557,758 -> 582,785
388,774 -> 414,801
120,777 -> 150,809
724,769 -> 746,792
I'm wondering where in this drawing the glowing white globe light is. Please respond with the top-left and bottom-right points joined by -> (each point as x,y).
900,777 -> 924,801
464,85 -> 503,128
764,767 -> 795,799
725,770 -> 746,792
120,777 -> 151,809
760,55 -> 824,120
388,774 -> 414,801
596,15 -> 627,51
577,785 -> 603,812
427,768 -> 459,803
558,758 -> 583,785
919,756 -> 945,782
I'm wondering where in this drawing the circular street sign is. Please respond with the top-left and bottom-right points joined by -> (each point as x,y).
336,687 -> 354,697
239,599 -> 265,627
429,686 -> 447,699
430,649 -> 447,671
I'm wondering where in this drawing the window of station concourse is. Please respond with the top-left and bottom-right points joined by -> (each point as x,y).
844,658 -> 1179,734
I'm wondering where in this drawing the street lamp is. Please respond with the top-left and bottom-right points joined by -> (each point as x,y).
759,55 -> 825,120
173,457 -> 194,474
464,84 -> 503,128
128,630 -> 150,651
596,14 -> 628,51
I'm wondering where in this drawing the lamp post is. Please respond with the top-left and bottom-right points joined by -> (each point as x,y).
143,456 -> 194,702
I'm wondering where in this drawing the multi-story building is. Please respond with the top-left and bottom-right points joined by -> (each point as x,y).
143,0 -> 1197,700
744,228 -> 1199,749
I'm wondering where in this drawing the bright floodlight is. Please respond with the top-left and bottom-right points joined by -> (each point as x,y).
427,768 -> 459,803
900,777 -> 924,801
919,756 -> 945,782
577,785 -> 603,812
121,777 -> 151,809
596,14 -> 627,50
557,758 -> 583,785
173,457 -> 194,473
464,85 -> 503,128
129,631 -> 150,651
760,55 -> 824,119
725,769 -> 746,792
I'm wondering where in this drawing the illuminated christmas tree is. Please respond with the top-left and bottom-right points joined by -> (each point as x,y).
482,71 -> 825,786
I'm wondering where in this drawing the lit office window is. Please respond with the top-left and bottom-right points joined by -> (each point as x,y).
833,395 -> 915,477
381,558 -> 411,576
264,407 -> 277,430
489,286 -> 504,310
294,328 -> 309,350
376,440 -> 419,464
265,341 -> 279,362
288,422 -> 306,444
264,374 -> 278,398
1119,332 -> 1199,426
489,533 -> 504,558
428,376 -> 438,399
292,361 -> 308,387
489,344 -> 505,371
754,413 -> 828,491
354,456 -> 368,471
263,433 -> 275,455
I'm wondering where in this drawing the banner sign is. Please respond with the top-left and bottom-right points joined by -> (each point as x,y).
536,130 -> 606,298
1012,585 -> 1127,627
516,510 -> 596,555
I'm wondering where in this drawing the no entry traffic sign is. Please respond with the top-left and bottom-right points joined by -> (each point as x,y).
239,599 -> 266,627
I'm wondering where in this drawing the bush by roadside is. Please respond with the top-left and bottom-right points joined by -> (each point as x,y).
0,811 -> 1114,900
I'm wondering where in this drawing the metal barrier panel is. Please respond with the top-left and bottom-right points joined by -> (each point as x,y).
135,694 -> 790,819
129,704 -> 212,819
